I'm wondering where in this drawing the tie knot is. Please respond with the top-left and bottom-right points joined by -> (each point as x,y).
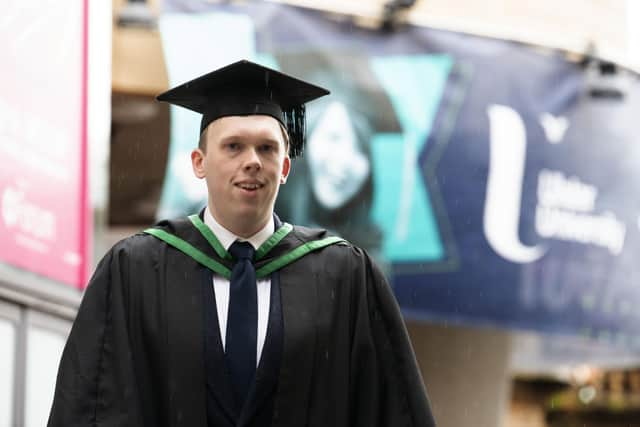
229,241 -> 255,261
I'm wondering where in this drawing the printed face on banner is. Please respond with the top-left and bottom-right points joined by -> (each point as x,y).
306,101 -> 370,210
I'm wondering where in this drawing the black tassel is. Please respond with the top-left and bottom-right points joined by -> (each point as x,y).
284,104 -> 306,158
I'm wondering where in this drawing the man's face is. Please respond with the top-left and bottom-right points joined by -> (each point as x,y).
192,115 -> 291,235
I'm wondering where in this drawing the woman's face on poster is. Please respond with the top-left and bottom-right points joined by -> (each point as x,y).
306,101 -> 370,210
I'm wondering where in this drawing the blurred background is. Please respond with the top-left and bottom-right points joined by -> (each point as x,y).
2,0 -> 640,426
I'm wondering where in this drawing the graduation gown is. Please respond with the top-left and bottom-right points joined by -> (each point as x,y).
48,215 -> 436,427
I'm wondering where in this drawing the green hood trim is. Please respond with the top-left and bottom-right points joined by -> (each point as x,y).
187,214 -> 294,261
188,214 -> 232,260
144,228 -> 232,278
255,222 -> 294,260
144,226 -> 345,279
254,236 -> 345,278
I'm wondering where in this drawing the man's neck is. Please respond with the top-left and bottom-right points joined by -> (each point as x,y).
207,206 -> 270,239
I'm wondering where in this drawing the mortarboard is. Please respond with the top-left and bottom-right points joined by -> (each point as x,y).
156,59 -> 330,157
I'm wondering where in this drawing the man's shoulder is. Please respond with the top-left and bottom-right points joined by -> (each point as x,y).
109,216 -> 193,256
288,223 -> 331,241
107,231 -> 163,259
285,224 -> 388,291
287,223 -> 365,260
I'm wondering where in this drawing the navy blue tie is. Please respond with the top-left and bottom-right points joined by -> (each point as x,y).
226,241 -> 257,408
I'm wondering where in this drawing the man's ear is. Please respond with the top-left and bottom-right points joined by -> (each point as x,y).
191,149 -> 206,179
280,156 -> 291,184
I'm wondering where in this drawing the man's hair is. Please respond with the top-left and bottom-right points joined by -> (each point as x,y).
198,121 -> 291,155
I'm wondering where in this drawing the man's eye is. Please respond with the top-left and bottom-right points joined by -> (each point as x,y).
227,143 -> 240,150
259,144 -> 275,153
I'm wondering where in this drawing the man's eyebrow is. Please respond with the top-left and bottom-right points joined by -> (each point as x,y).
218,134 -> 241,142
218,131 -> 281,140
218,134 -> 283,146
259,137 -> 281,145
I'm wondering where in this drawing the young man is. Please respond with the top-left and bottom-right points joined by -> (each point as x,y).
48,60 -> 435,427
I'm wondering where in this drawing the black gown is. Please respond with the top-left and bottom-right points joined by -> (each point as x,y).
47,215 -> 436,427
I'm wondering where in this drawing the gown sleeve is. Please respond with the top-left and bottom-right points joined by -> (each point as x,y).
47,243 -> 144,427
348,247 -> 436,427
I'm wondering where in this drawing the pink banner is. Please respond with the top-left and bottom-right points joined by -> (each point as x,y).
0,0 -> 90,288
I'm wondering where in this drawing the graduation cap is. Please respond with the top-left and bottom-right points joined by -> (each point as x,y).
157,59 -> 330,157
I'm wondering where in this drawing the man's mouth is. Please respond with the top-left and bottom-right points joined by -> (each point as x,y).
235,182 -> 264,191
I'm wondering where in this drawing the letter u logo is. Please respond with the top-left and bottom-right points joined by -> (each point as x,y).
484,105 -> 546,263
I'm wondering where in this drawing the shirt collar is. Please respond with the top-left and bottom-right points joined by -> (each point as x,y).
204,207 -> 275,251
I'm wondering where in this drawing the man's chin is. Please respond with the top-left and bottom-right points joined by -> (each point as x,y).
233,207 -> 270,223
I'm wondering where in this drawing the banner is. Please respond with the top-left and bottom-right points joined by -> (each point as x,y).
158,2 -> 640,345
0,0 -> 90,288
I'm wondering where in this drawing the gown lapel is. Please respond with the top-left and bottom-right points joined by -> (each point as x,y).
158,216 -> 235,426
271,253 -> 318,427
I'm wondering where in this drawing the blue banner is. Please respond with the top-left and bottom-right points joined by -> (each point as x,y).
158,2 -> 640,346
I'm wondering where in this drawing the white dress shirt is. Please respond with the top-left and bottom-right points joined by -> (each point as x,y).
204,207 -> 272,366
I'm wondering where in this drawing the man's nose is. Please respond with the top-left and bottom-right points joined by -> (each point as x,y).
243,148 -> 262,171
